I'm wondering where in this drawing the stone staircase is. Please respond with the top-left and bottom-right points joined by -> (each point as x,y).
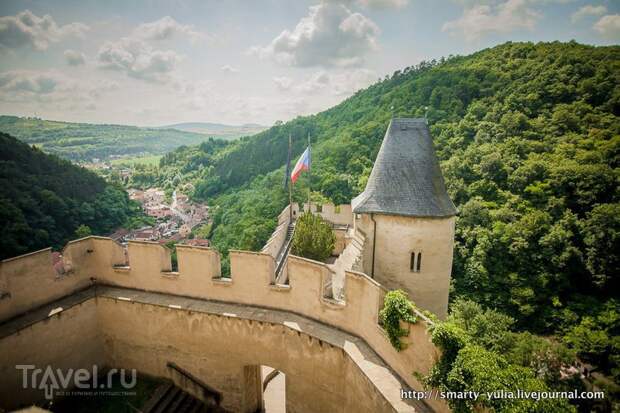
141,382 -> 227,413
325,228 -> 365,301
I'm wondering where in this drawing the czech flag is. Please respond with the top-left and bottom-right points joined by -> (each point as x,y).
291,146 -> 311,184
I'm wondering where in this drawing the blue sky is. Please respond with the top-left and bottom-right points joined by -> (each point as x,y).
0,0 -> 618,126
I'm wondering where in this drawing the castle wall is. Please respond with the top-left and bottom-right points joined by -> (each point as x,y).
262,205 -> 293,259
0,290 -> 420,412
0,236 -> 449,412
96,297 -> 400,413
290,202 -> 353,227
357,214 -> 455,319
311,203 -> 353,226
0,238 -> 97,321
332,227 -> 347,255
0,299 -> 102,408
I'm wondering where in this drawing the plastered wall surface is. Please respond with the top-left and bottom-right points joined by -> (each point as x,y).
355,214 -> 455,319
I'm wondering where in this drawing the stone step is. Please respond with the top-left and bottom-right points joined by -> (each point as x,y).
153,386 -> 182,413
177,392 -> 198,413
141,382 -> 220,413
142,383 -> 173,413
168,391 -> 190,413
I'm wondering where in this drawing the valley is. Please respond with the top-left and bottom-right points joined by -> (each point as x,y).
1,40 -> 618,412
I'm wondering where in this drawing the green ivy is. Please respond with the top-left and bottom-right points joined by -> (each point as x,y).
379,290 -> 418,351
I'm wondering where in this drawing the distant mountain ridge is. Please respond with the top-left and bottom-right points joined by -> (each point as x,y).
0,116 -> 264,162
157,122 -> 268,136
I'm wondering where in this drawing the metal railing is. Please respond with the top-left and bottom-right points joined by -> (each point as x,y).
274,223 -> 296,282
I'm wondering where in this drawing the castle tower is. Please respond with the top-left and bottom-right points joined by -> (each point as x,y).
351,118 -> 457,319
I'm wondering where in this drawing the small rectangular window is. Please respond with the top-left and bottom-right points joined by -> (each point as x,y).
316,204 -> 323,213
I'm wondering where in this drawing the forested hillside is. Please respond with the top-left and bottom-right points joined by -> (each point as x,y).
0,116 -> 237,162
0,133 -> 144,259
157,122 -> 267,137
124,42 -> 619,402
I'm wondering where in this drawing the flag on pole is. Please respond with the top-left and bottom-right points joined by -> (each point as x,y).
291,146 -> 311,184
283,135 -> 292,190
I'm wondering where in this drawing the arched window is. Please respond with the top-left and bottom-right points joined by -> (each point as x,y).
410,251 -> 422,272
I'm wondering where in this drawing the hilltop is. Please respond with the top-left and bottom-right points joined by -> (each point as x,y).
0,116 -> 261,162
0,132 -> 146,259
157,122 -> 267,138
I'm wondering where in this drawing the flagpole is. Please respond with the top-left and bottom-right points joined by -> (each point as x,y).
288,133 -> 293,221
307,133 -> 311,213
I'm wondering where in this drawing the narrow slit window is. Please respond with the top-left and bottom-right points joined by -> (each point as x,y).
410,252 -> 415,272
416,252 -> 422,272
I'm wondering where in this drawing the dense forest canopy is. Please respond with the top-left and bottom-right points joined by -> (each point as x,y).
116,42 -> 619,394
0,133 -> 143,259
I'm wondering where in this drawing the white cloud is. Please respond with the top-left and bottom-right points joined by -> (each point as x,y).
275,68 -> 377,96
594,14 -> 620,39
0,71 -> 58,94
296,71 -> 332,93
571,5 -> 607,22
323,0 -> 409,9
0,10 -> 89,51
273,76 -> 293,91
94,16 -> 211,83
88,80 -> 119,99
356,0 -> 408,9
252,3 -> 380,67
64,49 -> 86,66
221,64 -> 240,73
96,37 -> 181,83
132,16 -> 207,43
443,0 -> 540,41
0,70 -> 126,116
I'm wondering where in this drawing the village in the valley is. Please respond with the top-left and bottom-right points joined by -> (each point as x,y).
109,187 -> 211,247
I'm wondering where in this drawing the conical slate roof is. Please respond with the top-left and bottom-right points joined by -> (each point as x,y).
352,118 -> 457,218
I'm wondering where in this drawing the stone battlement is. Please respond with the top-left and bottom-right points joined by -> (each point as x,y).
0,231 -> 446,412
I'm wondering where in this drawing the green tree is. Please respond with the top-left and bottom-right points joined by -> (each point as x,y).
291,212 -> 335,262
74,224 -> 92,238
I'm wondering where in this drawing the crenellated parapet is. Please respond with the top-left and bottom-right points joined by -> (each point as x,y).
0,234 -> 446,412
0,237 -> 102,322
